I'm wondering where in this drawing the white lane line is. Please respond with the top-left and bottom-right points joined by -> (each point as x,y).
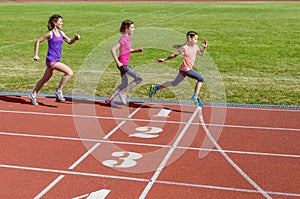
34,175 -> 65,199
103,120 -> 127,139
207,123 -> 300,132
223,106 -> 300,112
1,105 -> 299,196
198,107 -> 272,199
155,180 -> 300,197
104,104 -> 144,139
0,164 -> 148,182
3,66 -> 299,83
1,163 -> 298,198
1,109 -> 299,132
34,143 -> 101,199
68,143 -> 101,170
139,107 -> 200,199
1,131 -> 299,159
33,104 -> 144,198
0,109 -> 185,124
0,40 -> 36,49
2,67 -> 299,83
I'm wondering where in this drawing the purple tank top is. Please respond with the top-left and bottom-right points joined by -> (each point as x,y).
46,30 -> 63,62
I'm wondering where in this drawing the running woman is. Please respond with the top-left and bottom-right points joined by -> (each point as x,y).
105,19 -> 143,108
29,14 -> 80,105
149,31 -> 207,106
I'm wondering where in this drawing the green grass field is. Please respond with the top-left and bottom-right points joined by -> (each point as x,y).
0,2 -> 299,106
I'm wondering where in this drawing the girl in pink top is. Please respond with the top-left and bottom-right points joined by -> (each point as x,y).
105,20 -> 143,108
149,31 -> 207,106
29,14 -> 80,105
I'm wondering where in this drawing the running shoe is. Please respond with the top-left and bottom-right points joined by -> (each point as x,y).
105,98 -> 118,108
118,92 -> 127,105
29,93 -> 38,105
149,85 -> 157,98
196,98 -> 203,107
191,94 -> 198,101
54,90 -> 65,101
191,96 -> 202,107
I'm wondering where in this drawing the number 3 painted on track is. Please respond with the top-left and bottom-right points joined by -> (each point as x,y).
102,151 -> 143,168
129,126 -> 163,138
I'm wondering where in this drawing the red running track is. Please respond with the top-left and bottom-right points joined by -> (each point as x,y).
0,94 -> 299,198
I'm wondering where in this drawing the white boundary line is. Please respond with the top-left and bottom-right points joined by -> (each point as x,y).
1,109 -> 299,132
139,107 -> 200,198
33,175 -> 65,199
154,180 -> 300,197
198,107 -> 272,199
0,131 -> 299,159
1,105 -> 299,197
34,144 -> 101,199
0,164 -> 148,182
0,164 -> 300,197
33,104 -> 144,198
0,163 -> 299,197
1,108 -> 299,197
0,40 -> 36,50
2,66 -> 299,83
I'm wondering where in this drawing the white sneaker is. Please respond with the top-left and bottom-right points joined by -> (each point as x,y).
54,90 -> 65,101
118,92 -> 127,105
29,93 -> 38,105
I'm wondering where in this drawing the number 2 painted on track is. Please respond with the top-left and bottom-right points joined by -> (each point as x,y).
129,126 -> 163,138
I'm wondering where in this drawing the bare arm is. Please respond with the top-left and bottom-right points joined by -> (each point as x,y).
111,42 -> 123,67
130,47 -> 143,53
156,51 -> 181,63
197,39 -> 207,56
33,32 -> 51,61
62,31 -> 80,45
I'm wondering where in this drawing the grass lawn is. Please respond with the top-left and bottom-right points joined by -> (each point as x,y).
0,2 -> 299,106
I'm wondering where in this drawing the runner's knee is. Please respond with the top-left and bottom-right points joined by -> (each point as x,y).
198,76 -> 204,82
66,69 -> 73,77
134,77 -> 142,84
171,81 -> 180,86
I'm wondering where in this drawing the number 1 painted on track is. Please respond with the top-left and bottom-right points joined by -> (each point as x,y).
72,189 -> 111,199
154,108 -> 172,117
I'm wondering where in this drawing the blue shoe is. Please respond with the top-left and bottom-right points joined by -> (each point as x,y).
118,92 -> 127,105
191,94 -> 198,101
29,93 -> 38,105
196,99 -> 203,107
105,98 -> 118,108
191,95 -> 202,107
149,85 -> 157,98
54,90 -> 65,101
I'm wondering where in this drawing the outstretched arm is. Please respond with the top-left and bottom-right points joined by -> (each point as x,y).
131,47 -> 143,53
156,51 -> 181,63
